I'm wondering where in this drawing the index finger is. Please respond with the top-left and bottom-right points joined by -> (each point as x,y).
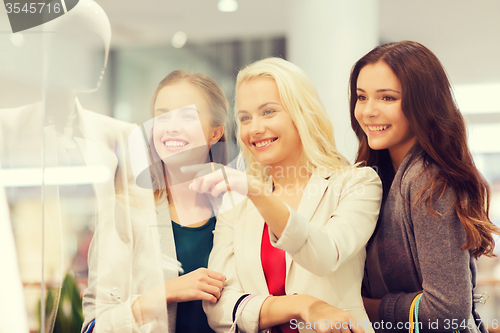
181,163 -> 223,174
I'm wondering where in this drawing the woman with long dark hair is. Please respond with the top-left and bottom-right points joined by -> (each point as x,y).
350,40 -> 499,333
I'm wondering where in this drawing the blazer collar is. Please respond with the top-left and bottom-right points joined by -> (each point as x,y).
296,172 -> 331,222
286,172 -> 330,278
242,202 -> 269,295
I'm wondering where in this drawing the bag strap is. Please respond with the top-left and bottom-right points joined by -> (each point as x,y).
414,294 -> 423,333
230,294 -> 251,333
409,293 -> 422,333
413,293 -> 459,333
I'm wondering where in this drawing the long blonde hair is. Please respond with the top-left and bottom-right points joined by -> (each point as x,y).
149,70 -> 229,201
235,57 -> 350,181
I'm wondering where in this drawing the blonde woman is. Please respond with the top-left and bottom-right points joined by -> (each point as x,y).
186,58 -> 383,333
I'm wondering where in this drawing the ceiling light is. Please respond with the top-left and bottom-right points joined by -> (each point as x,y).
10,33 -> 24,47
171,31 -> 187,48
218,0 -> 238,12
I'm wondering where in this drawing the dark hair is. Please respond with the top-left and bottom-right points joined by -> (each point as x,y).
149,70 -> 229,201
349,40 -> 499,258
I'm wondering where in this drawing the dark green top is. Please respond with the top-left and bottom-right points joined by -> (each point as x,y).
172,216 -> 216,333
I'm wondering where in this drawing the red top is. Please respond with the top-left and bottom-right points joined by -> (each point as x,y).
261,223 -> 298,333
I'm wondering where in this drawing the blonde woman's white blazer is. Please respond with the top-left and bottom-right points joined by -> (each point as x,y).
204,167 -> 382,333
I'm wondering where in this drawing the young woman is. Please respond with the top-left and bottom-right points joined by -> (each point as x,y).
350,41 -> 499,333
186,57 -> 383,333
82,70 -> 229,333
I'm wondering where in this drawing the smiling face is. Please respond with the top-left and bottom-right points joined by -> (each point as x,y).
237,78 -> 303,167
152,81 -> 223,167
354,61 -> 417,168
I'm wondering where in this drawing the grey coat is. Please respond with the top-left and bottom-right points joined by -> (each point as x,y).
363,145 -> 487,333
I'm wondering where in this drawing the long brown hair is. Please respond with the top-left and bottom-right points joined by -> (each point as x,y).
148,70 -> 229,202
349,41 -> 499,258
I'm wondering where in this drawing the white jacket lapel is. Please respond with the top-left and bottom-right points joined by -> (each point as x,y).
296,173 -> 330,223
285,173 -> 330,278
240,200 -> 269,295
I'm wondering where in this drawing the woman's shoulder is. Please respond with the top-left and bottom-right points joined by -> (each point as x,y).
319,166 -> 382,204
400,157 -> 442,194
398,158 -> 459,220
397,145 -> 440,188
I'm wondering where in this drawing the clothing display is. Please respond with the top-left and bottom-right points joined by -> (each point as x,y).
82,198 -> 176,333
83,196 -> 220,333
0,100 -> 137,333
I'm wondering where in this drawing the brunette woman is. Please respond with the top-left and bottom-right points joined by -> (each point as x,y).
350,40 -> 499,333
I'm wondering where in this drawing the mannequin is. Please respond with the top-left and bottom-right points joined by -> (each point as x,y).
0,161 -> 29,333
0,1 -> 140,332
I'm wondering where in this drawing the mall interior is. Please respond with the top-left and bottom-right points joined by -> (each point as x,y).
0,0 -> 499,332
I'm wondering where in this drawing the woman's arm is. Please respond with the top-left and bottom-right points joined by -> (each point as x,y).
203,201 -> 366,333
188,165 -> 382,276
202,204 -> 270,333
185,165 -> 291,238
131,267 -> 225,326
260,294 -> 365,333
268,167 -> 382,276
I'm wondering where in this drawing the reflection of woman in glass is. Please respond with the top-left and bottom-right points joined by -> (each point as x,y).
350,41 -> 499,333
83,71 -> 228,333
190,58 -> 382,333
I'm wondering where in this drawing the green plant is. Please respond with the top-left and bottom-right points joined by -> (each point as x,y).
39,272 -> 84,333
